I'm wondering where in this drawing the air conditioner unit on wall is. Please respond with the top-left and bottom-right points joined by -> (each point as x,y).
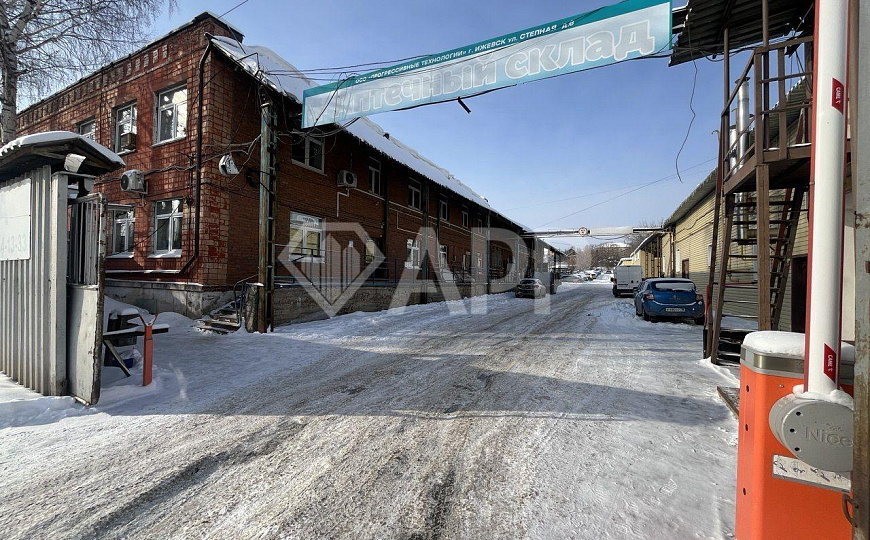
337,170 -> 357,188
120,169 -> 147,193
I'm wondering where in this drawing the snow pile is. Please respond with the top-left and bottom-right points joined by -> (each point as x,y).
698,357 -> 740,385
209,36 -> 529,231
792,384 -> 855,409
0,374 -> 90,429
742,331 -> 856,363
742,331 -> 803,356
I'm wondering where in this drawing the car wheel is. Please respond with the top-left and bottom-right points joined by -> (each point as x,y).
612,288 -> 619,297
642,310 -> 650,322
694,315 -> 705,326
650,316 -> 659,323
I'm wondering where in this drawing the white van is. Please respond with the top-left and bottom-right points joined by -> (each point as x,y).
612,265 -> 642,297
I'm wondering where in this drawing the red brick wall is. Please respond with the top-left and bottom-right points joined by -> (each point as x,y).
17,13 -> 528,291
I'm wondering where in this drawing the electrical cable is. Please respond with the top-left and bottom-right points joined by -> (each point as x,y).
674,22 -> 699,185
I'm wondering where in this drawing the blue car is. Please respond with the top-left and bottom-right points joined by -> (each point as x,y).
634,278 -> 705,324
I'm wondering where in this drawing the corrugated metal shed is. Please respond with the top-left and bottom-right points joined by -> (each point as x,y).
0,132 -> 122,396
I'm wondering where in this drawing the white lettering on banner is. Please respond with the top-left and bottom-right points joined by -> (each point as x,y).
615,21 -> 656,60
304,1 -> 670,127
0,177 -> 32,261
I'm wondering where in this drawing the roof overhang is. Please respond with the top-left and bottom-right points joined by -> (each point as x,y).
670,0 -> 813,66
0,131 -> 125,182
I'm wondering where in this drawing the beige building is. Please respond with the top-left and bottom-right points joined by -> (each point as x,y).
659,170 -> 855,341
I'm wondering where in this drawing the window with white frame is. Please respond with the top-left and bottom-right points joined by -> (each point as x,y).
78,119 -> 96,140
365,238 -> 377,264
110,207 -> 135,255
292,134 -> 324,171
114,103 -> 137,152
368,158 -> 382,196
439,198 -> 449,220
439,245 -> 448,269
408,180 -> 421,210
406,238 -> 420,269
461,209 -> 469,228
156,85 -> 187,143
476,217 -> 484,229
153,199 -> 183,254
288,212 -> 324,258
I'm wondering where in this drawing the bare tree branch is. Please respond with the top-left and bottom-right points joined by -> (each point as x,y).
0,0 -> 176,142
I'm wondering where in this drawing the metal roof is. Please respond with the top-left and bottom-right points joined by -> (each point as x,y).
630,233 -> 664,257
0,131 -> 124,182
662,168 -> 717,227
670,0 -> 813,65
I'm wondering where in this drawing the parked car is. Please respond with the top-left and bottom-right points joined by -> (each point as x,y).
515,278 -> 546,298
634,278 -> 705,324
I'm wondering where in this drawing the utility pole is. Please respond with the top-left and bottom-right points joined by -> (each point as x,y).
852,0 -> 868,536
257,100 -> 277,333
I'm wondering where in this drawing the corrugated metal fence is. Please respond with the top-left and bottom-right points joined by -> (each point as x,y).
0,166 -> 67,395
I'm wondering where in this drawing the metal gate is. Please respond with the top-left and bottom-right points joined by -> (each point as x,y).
66,193 -> 107,404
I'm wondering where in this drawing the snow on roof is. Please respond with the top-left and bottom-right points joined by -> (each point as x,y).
210,36 -> 529,231
662,168 -> 717,227
0,131 -> 124,170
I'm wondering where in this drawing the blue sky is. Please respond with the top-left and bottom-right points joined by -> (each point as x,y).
155,1 -> 726,249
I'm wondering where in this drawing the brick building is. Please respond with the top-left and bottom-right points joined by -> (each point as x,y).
17,12 -> 559,322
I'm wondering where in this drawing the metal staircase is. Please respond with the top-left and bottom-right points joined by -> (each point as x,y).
708,188 -> 805,364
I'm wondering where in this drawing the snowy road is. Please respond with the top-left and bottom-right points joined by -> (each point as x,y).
0,282 -> 738,539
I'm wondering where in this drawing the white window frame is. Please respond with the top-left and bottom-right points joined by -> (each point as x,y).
408,180 -> 421,211
461,209 -> 469,228
439,245 -> 448,269
368,158 -> 382,196
288,212 -> 324,262
114,102 -> 137,153
109,206 -> 135,257
78,118 -> 96,141
406,238 -> 420,269
292,135 -> 325,172
152,198 -> 183,257
439,198 -> 449,221
155,84 -> 188,144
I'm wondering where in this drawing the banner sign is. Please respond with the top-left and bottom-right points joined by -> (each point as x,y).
303,0 -> 672,127
0,177 -> 31,261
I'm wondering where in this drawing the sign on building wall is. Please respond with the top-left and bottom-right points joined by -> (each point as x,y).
0,178 -> 32,261
303,0 -> 672,127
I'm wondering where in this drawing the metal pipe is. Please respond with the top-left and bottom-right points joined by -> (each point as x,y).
179,36 -> 214,277
737,79 -> 750,160
805,0 -> 850,394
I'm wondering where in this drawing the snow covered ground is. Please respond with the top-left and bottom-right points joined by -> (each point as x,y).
0,280 -> 738,539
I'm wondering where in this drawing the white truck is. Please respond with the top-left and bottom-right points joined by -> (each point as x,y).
611,265 -> 642,297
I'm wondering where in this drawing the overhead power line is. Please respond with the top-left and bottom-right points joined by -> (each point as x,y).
504,157 -> 715,212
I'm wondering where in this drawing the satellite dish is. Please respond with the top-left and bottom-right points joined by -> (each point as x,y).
219,154 -> 240,176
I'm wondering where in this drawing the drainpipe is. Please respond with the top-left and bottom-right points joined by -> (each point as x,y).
178,36 -> 213,277
805,0 -> 850,394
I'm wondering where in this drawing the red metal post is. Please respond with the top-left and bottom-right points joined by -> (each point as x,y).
142,323 -> 153,387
